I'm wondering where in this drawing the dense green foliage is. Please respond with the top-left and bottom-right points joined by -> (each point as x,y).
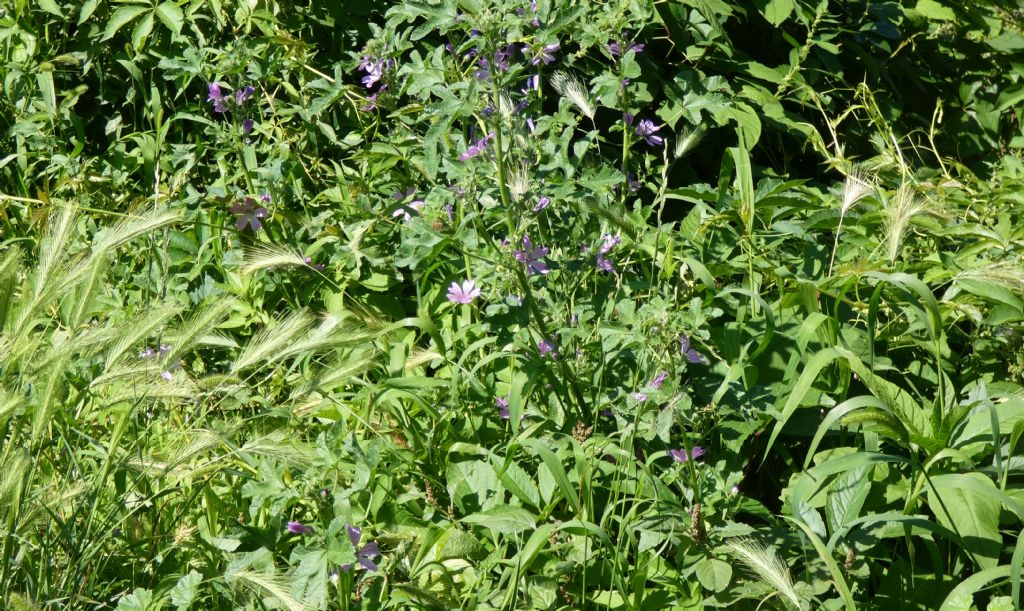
2,0 -> 1024,609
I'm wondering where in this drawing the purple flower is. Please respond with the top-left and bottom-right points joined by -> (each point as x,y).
444,203 -> 455,222
139,347 -> 155,358
623,112 -> 634,127
627,172 -> 641,192
635,119 -> 664,146
242,118 -> 255,135
599,233 -> 620,254
230,197 -> 269,231
340,525 -> 379,572
304,257 -> 326,271
286,521 -> 313,535
731,485 -> 740,496
494,44 -> 516,71
447,279 -> 482,304
608,41 -> 644,56
475,57 -> 491,81
358,56 -> 392,89
392,188 -> 424,220
235,85 -> 255,105
497,396 -> 510,419
459,132 -> 494,162
531,43 -> 560,65
526,117 -> 536,132
392,200 -> 424,221
680,335 -> 709,364
158,343 -> 172,357
595,254 -> 615,273
538,337 -> 558,358
651,370 -> 668,389
160,371 -> 173,382
513,235 -> 550,275
669,446 -> 706,463
533,196 -> 550,213
207,82 -> 228,113
632,391 -> 648,402
513,98 -> 529,113
523,75 -> 539,93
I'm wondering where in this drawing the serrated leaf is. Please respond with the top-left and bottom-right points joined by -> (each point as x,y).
115,589 -> 154,611
169,571 -> 202,609
290,548 -> 328,609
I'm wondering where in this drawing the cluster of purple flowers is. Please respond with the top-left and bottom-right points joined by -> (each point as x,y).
632,370 -> 668,402
207,82 -> 258,135
206,82 -> 255,114
596,233 -> 620,273
285,523 -> 379,573
358,55 -> 394,111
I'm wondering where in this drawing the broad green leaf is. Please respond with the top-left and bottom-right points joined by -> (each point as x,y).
761,0 -> 795,25
695,558 -> 733,592
462,505 -> 537,536
927,473 -> 1002,569
102,5 -> 148,41
914,0 -> 956,20
115,589 -> 155,611
37,0 -> 63,17
155,1 -> 184,35
169,571 -> 202,609
290,548 -> 328,609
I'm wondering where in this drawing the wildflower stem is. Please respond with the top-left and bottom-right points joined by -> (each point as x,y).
489,77 -> 515,237
828,212 -> 845,277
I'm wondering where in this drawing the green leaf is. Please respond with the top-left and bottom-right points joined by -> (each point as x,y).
102,5 -> 148,41
462,505 -> 537,536
116,589 -> 155,611
940,566 -> 1013,611
761,0 -> 795,26
914,0 -> 956,20
695,558 -> 733,592
169,571 -> 202,609
290,548 -> 328,609
37,0 -> 64,17
132,11 -> 154,52
155,1 -> 184,35
927,473 -> 1002,569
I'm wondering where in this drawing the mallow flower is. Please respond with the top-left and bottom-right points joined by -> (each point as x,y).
447,279 -> 481,304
